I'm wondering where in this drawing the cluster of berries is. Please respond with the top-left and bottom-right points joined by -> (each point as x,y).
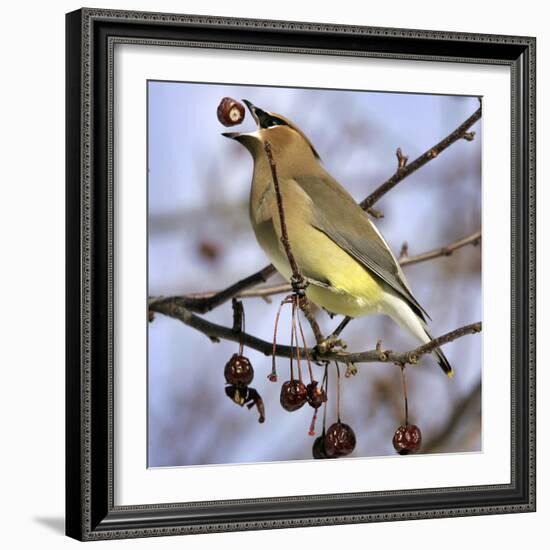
223,295 -> 422,458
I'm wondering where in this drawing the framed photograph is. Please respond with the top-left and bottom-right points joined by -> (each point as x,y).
66,8 -> 536,541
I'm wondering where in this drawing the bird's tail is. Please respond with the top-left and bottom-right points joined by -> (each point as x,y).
423,328 -> 453,377
383,292 -> 454,377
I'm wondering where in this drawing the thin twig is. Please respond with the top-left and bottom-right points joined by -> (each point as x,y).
149,264 -> 276,314
263,141 -> 305,294
400,231 -> 481,267
360,106 -> 482,210
300,298 -> 324,344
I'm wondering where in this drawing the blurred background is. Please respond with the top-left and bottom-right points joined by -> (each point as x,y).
147,82 -> 481,467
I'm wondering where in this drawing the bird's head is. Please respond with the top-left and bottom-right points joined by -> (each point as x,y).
222,100 -> 321,167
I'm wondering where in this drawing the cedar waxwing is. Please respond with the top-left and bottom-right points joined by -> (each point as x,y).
223,100 -> 452,376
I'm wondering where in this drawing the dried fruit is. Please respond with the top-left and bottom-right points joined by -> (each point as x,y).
224,354 -> 254,386
392,424 -> 422,455
225,385 -> 265,423
306,381 -> 327,409
225,384 -> 247,406
217,97 -> 245,127
324,422 -> 356,457
280,379 -> 307,412
312,433 -> 335,459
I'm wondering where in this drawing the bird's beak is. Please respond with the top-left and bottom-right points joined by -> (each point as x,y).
243,99 -> 277,129
242,99 -> 261,126
221,131 -> 242,140
222,99 -> 261,141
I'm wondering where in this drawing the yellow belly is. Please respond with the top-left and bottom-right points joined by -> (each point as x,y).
254,217 -> 384,318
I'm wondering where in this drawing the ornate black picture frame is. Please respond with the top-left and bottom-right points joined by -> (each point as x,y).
66,8 -> 536,541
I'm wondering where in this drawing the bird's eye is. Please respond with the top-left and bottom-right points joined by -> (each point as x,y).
256,108 -> 287,129
267,116 -> 286,127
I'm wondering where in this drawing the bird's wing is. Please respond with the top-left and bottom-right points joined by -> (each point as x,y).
294,174 -> 429,321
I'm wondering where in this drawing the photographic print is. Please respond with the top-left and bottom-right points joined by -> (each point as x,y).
66,9 -> 535,540
147,82 -> 482,468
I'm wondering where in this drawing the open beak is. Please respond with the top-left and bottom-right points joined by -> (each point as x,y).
221,131 -> 242,139
242,99 -> 260,125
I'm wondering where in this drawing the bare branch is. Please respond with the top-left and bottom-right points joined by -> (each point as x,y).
400,231 -> 481,267
149,294 -> 481,367
324,322 -> 482,365
148,264 -> 275,314
360,105 -> 482,210
263,141 -> 305,293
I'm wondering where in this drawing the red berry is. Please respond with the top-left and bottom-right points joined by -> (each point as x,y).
312,434 -> 332,459
306,381 -> 327,409
392,424 -> 422,455
324,422 -> 356,457
280,379 -> 307,412
217,97 -> 245,127
224,354 -> 254,386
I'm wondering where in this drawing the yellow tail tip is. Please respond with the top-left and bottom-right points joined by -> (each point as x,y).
447,370 -> 455,379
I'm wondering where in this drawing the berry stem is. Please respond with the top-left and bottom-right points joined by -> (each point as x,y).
231,298 -> 246,356
335,361 -> 342,423
270,297 -> 290,382
296,304 -> 314,382
292,297 -> 303,383
400,365 -> 409,425
322,365 -> 329,433
308,408 -> 318,436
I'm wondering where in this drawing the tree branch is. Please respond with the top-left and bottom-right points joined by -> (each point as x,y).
149,293 -> 481,367
360,105 -> 482,210
399,230 -> 481,267
263,141 -> 304,293
148,264 -> 276,314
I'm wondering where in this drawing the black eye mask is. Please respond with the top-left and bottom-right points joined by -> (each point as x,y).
255,108 -> 287,129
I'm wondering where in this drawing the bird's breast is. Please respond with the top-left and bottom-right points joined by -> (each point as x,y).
249,202 -> 384,317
